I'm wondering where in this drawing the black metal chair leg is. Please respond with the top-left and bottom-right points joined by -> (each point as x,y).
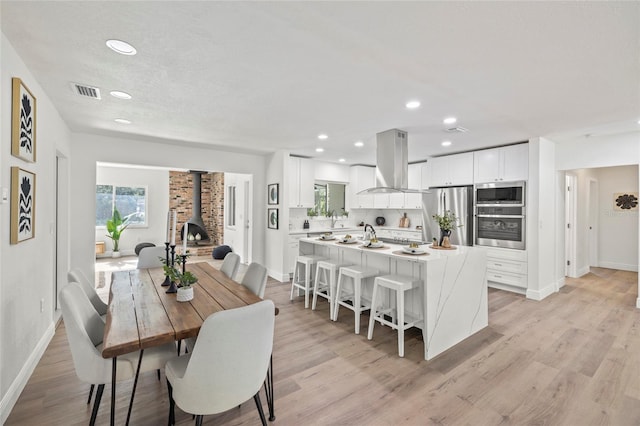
254,392 -> 268,426
265,355 -> 275,421
157,369 -> 161,381
125,349 -> 144,425
89,384 -> 104,426
195,414 -> 203,426
87,384 -> 95,404
110,358 -> 117,426
177,339 -> 182,355
167,379 -> 175,426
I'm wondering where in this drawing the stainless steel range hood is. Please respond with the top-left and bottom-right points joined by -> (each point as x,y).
358,129 -> 424,194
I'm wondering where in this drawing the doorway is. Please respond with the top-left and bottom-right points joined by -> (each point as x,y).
588,178 -> 599,267
565,174 -> 577,277
224,173 -> 253,264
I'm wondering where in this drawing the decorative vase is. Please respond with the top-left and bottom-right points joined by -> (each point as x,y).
112,251 -> 121,259
439,229 -> 452,246
442,236 -> 452,248
176,286 -> 194,302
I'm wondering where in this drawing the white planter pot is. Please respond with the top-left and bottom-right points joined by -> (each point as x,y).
176,286 -> 194,302
112,251 -> 121,258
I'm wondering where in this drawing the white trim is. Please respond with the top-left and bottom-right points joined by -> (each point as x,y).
576,266 -> 590,278
0,323 -> 55,424
526,281 -> 558,301
597,261 -> 638,272
268,269 -> 290,283
556,276 -> 566,289
636,297 -> 640,309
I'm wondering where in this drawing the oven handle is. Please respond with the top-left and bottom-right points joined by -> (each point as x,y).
477,214 -> 525,219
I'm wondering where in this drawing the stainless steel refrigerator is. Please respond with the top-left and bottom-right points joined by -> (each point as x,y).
420,186 -> 474,246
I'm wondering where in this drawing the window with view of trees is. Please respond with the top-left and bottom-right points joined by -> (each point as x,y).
96,185 -> 147,227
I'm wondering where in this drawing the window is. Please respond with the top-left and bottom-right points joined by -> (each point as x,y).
313,182 -> 345,217
96,184 -> 147,227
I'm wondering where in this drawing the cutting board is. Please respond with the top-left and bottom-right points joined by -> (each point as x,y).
399,212 -> 410,228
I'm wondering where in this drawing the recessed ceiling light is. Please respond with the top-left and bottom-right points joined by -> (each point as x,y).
406,101 -> 421,109
443,117 -> 457,125
316,147 -> 324,153
110,90 -> 132,100
338,158 -> 346,162
114,118 -> 131,124
441,140 -> 452,147
106,39 -> 137,55
354,141 -> 364,147
318,134 -> 328,140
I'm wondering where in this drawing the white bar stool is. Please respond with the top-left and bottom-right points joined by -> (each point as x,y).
367,274 -> 423,357
312,260 -> 352,318
290,254 -> 326,308
332,266 -> 379,334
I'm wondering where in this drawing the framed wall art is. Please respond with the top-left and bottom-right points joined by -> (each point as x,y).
12,78 -> 37,162
268,183 -> 279,205
11,167 -> 36,244
614,192 -> 638,211
268,208 -> 279,230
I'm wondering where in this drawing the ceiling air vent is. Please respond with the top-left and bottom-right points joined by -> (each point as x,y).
445,126 -> 469,133
70,82 -> 101,99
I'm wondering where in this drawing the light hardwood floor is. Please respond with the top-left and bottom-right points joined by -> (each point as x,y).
6,265 -> 640,425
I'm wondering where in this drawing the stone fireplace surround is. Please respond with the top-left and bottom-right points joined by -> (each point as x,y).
169,171 -> 224,257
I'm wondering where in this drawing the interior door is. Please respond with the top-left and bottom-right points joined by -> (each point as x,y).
223,173 -> 252,264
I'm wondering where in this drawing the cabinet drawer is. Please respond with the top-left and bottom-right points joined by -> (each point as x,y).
486,270 -> 527,288
486,247 -> 527,262
487,259 -> 527,274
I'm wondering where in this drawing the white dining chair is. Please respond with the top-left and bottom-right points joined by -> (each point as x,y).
60,282 -> 176,425
165,300 -> 275,426
241,262 -> 268,298
67,268 -> 107,317
220,252 -> 241,280
136,246 -> 168,269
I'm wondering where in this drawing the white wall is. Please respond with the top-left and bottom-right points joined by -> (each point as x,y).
595,165 -> 639,271
265,151 -> 288,281
70,133 -> 267,284
0,33 -> 72,422
95,165 -> 170,256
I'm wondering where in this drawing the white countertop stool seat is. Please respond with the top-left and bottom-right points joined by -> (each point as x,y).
312,260 -> 352,318
290,255 -> 327,309
332,266 -> 379,334
367,274 -> 423,357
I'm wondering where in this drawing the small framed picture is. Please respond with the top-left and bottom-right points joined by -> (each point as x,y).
268,183 -> 279,205
268,208 -> 279,230
11,78 -> 37,163
11,167 -> 36,244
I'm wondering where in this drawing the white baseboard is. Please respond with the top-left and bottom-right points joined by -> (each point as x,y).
576,266 -> 590,277
1,322 -> 55,424
636,297 -> 640,309
526,281 -> 558,301
556,276 -> 566,289
598,261 -> 638,272
267,269 -> 290,283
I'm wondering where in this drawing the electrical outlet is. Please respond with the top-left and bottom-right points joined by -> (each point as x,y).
40,298 -> 45,313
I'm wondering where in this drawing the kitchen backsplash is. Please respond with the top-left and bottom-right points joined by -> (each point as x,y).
289,209 -> 423,231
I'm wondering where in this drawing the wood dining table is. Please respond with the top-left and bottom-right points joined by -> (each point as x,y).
102,261 -> 276,425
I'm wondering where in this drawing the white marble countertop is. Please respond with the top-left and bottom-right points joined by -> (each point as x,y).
300,236 -> 479,262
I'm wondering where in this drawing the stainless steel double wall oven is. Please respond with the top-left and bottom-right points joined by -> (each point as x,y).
474,181 -> 526,250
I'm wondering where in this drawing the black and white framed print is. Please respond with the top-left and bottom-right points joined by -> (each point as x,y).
268,183 -> 279,205
11,167 -> 36,244
268,208 -> 279,230
11,78 -> 37,163
614,192 -> 638,211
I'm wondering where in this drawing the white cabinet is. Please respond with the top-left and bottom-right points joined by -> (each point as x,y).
425,152 -> 474,187
287,234 -> 307,275
348,166 -> 375,209
485,247 -> 528,293
404,162 -> 426,209
474,143 -> 528,183
289,157 -> 315,208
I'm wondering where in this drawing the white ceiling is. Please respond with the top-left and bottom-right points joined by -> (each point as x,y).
2,1 -> 639,165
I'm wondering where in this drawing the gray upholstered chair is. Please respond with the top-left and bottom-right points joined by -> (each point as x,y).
241,262 -> 268,298
220,252 -> 241,280
136,246 -> 168,269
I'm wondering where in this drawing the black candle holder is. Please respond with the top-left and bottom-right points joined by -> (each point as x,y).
165,244 -> 178,294
180,254 -> 188,275
161,242 -> 171,286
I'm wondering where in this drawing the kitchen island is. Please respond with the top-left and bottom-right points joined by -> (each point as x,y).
299,236 -> 488,360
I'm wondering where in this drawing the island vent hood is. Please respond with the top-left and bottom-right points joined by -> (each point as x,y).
358,128 -> 424,194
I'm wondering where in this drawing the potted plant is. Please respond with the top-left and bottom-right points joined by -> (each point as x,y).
432,210 -> 461,246
161,256 -> 198,302
106,208 -> 129,258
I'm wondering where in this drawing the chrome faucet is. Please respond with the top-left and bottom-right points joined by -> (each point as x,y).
363,224 -> 376,240
330,210 -> 338,228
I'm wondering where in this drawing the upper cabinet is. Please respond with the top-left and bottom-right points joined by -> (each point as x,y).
288,157 -> 315,208
424,152 -> 474,187
348,166 -> 375,209
474,143 -> 528,183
